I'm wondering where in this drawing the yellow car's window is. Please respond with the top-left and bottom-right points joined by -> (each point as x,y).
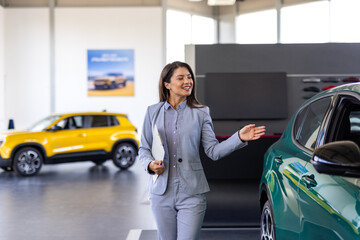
28,115 -> 61,132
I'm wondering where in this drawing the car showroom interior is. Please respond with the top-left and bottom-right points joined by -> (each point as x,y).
1,0 -> 360,240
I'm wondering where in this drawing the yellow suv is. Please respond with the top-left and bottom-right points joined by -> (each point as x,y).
94,74 -> 127,90
0,112 -> 140,176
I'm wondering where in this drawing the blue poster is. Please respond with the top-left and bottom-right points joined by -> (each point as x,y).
87,49 -> 134,96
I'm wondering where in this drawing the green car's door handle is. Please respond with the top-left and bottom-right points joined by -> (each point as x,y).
274,156 -> 283,164
302,174 -> 317,188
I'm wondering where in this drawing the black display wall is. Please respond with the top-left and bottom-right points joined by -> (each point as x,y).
186,43 -> 360,136
187,43 -> 360,227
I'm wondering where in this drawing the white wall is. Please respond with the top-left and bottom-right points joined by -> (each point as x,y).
3,7 -> 163,132
4,8 -> 50,130
0,6 -> 5,130
55,7 -> 162,132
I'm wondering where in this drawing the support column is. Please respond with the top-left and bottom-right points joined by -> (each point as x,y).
49,0 -> 55,113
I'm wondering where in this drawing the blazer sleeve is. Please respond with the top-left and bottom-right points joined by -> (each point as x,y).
138,106 -> 155,174
201,107 -> 248,160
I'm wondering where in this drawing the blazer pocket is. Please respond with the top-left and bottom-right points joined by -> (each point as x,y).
191,162 -> 203,171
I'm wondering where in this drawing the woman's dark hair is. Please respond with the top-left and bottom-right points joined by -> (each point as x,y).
159,61 -> 203,108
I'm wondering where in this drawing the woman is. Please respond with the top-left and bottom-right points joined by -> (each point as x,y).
139,61 -> 265,240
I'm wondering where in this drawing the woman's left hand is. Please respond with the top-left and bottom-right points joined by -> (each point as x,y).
239,124 -> 266,141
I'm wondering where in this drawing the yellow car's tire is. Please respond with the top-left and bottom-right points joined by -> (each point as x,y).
112,143 -> 136,170
13,147 -> 43,177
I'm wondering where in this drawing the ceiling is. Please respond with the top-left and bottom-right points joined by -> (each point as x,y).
0,0 -> 249,7
0,0 -> 163,7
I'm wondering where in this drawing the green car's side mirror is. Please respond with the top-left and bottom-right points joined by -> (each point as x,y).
311,141 -> 360,178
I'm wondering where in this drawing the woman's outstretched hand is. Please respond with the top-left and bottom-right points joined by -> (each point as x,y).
239,124 -> 266,141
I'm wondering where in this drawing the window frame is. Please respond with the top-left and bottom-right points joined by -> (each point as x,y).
324,94 -> 360,145
292,94 -> 334,154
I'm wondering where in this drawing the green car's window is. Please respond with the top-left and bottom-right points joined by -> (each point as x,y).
332,104 -> 360,147
295,97 -> 331,151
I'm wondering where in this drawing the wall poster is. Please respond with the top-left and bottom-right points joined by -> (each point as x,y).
87,49 -> 134,96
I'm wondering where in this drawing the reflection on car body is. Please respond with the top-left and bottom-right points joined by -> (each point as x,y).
259,83 -> 360,240
0,112 -> 139,176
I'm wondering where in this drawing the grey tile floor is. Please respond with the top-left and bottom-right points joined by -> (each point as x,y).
136,228 -> 260,240
0,160 -> 156,240
0,159 -> 261,240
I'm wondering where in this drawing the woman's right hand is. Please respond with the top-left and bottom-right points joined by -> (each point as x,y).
149,160 -> 165,175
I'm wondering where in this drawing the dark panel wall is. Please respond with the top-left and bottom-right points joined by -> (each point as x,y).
194,43 -> 360,75
186,43 -> 360,180
188,43 -> 360,135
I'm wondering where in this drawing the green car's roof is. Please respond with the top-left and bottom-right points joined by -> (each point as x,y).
305,83 -> 360,102
326,82 -> 360,94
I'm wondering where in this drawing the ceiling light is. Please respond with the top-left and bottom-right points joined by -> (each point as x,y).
207,0 -> 236,6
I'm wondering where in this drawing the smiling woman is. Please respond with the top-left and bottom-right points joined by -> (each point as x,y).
139,61 -> 265,240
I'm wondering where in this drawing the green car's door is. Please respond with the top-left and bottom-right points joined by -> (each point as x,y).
289,96 -> 333,239
298,95 -> 360,239
266,96 -> 333,239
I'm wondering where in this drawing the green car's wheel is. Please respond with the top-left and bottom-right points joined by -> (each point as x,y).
13,147 -> 43,176
112,143 -> 136,170
261,200 -> 276,240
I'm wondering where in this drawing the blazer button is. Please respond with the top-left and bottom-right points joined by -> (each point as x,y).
178,158 -> 182,163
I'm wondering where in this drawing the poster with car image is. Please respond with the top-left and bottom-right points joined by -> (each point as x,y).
87,49 -> 134,96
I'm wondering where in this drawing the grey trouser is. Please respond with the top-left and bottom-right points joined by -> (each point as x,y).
150,178 -> 207,240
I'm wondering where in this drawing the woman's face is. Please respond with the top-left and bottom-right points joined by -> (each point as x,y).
165,67 -> 193,100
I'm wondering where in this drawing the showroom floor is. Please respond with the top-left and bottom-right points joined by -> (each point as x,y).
0,159 -> 260,240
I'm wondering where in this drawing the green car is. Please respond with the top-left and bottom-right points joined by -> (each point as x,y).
259,83 -> 360,239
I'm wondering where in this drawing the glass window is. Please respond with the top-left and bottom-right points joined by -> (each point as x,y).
28,115 -> 61,132
281,1 -> 330,43
350,111 -> 360,134
191,15 -> 216,44
330,0 -> 360,42
166,10 -> 216,62
330,99 -> 360,147
73,116 -> 84,128
295,97 -> 331,151
166,10 -> 192,63
109,116 -> 119,126
88,115 -> 108,128
236,9 -> 277,44
54,116 -> 83,130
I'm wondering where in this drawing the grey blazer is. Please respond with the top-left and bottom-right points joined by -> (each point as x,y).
139,102 -> 247,195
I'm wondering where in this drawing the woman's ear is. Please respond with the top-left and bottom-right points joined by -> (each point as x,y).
164,82 -> 170,90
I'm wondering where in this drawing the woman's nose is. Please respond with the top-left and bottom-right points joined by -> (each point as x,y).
184,77 -> 191,83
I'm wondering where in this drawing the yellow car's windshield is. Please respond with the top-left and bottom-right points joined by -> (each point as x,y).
28,115 -> 61,132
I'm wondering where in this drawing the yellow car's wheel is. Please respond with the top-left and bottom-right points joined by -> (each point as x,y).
112,143 -> 136,170
13,147 -> 43,176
